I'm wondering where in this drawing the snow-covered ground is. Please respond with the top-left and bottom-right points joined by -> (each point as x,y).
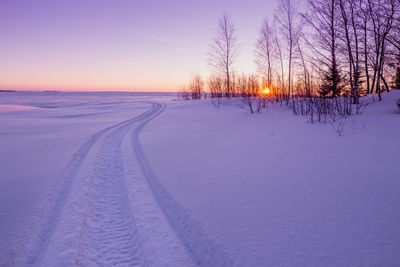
1,91 -> 399,266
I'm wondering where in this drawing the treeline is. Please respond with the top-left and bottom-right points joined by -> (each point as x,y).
179,0 -> 400,105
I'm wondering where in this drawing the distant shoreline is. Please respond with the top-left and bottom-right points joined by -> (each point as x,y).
0,90 -> 177,94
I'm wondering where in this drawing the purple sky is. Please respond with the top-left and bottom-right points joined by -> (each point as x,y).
0,0 -> 277,91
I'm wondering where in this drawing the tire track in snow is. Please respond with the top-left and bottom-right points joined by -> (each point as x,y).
12,101 -> 235,267
73,115 -> 146,266
11,103 -> 161,266
132,104 -> 237,267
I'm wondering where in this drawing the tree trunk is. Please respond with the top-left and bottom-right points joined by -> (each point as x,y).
226,68 -> 230,98
363,20 -> 370,94
288,46 -> 292,98
381,73 -> 389,92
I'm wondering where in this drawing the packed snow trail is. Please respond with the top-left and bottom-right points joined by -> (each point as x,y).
12,102 -> 234,267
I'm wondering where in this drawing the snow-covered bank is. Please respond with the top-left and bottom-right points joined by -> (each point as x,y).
141,90 -> 400,266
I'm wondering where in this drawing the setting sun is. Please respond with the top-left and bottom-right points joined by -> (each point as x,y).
262,88 -> 271,95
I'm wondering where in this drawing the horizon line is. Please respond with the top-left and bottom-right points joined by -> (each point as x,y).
0,88 -> 178,93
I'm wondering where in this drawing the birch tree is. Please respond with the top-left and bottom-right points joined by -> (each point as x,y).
209,14 -> 237,98
303,0 -> 343,97
274,0 -> 302,97
255,19 -> 274,89
339,0 -> 362,103
367,0 -> 398,100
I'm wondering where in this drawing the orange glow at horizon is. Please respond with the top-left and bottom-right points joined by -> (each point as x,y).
262,88 -> 271,95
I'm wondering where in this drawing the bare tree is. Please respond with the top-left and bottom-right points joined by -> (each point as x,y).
207,74 -> 224,108
367,0 -> 398,100
358,0 -> 372,94
389,9 -> 400,88
238,73 -> 261,113
303,0 -> 343,97
339,0 -> 362,103
188,74 -> 204,100
178,74 -> 205,100
274,0 -> 302,97
229,72 -> 238,96
297,38 -> 312,96
248,74 -> 260,96
274,20 -> 286,95
209,14 -> 237,98
255,19 -> 274,89
177,85 -> 190,100
237,74 -> 253,113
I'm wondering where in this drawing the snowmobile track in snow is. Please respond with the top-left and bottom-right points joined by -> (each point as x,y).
10,102 -> 235,267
